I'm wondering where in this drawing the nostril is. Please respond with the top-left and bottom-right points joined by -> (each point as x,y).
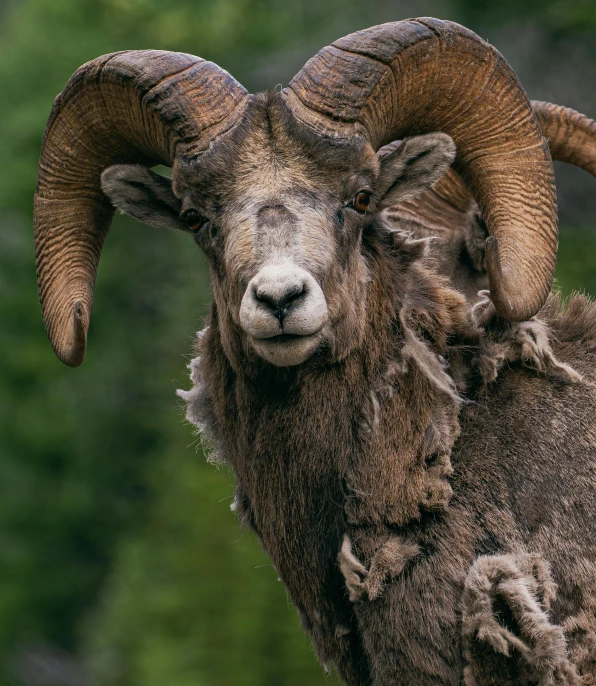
283,283 -> 305,305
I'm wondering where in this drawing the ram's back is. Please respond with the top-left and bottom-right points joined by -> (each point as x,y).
449,294 -> 596,678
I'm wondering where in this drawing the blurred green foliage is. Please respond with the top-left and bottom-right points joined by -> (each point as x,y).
458,0 -> 596,35
556,226 -> 596,296
0,0 -> 595,684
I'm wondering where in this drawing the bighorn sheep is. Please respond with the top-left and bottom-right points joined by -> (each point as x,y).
33,20 -> 596,685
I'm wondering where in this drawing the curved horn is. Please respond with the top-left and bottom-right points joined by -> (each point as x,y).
408,101 -> 596,225
285,19 -> 557,321
35,51 -> 248,366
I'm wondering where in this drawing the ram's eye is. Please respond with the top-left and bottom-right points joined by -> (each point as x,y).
182,209 -> 204,232
352,191 -> 371,213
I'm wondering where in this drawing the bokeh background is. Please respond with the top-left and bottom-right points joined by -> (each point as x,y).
0,0 -> 595,684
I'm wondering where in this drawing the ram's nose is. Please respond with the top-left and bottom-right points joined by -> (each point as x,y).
239,263 -> 328,343
255,279 -> 304,324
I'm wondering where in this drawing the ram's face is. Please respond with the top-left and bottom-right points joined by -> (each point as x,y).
101,96 -> 456,368
177,118 -> 381,366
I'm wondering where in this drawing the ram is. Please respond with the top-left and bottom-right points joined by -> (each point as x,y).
34,19 -> 595,686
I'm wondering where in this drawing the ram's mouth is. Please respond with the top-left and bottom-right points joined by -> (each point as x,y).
256,332 -> 316,343
250,330 -> 323,366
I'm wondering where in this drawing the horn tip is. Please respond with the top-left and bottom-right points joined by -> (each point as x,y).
55,300 -> 88,367
485,236 -> 548,322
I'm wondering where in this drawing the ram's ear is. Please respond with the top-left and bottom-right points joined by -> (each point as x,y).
101,164 -> 187,231
376,133 -> 456,209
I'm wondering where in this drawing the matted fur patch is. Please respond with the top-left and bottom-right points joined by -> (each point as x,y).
338,535 -> 419,602
461,552 -> 580,685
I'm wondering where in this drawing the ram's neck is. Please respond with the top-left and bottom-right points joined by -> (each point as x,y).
176,230 -> 475,678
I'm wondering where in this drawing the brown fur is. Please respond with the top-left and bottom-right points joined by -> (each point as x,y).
167,94 -> 595,685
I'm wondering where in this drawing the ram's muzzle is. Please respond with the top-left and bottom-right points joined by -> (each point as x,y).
240,263 -> 328,366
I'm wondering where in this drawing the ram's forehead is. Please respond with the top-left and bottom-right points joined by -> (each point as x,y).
175,91 -> 380,205
231,123 -> 328,200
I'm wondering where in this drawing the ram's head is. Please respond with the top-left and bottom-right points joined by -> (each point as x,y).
101,100 -> 456,367
34,20 -> 558,368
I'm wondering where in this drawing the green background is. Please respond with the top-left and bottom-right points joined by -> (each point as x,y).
0,1 -> 594,684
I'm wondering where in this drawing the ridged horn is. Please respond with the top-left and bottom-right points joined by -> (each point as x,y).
532,101 -> 596,177
285,19 -> 558,321
413,101 -> 596,225
34,50 -> 248,366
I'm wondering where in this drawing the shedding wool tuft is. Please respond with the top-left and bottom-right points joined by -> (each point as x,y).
472,292 -> 582,386
338,535 -> 419,603
461,553 -> 580,686
177,330 -> 227,465
398,307 -> 461,401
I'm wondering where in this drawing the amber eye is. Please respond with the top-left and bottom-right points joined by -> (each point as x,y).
182,209 -> 204,232
353,191 -> 371,213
